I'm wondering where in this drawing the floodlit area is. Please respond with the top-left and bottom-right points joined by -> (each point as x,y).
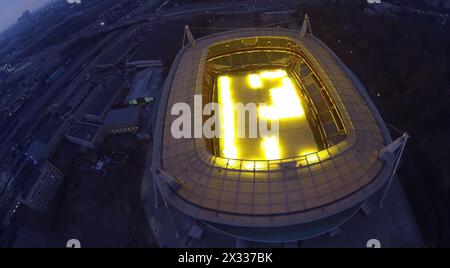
216,69 -> 318,160
155,28 -> 408,245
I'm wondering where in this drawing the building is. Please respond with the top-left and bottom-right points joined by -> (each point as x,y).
103,106 -> 143,134
124,67 -> 163,105
146,26 -> 410,247
18,162 -> 63,211
66,121 -> 106,149
24,141 -> 47,165
84,75 -> 128,123
126,59 -> 163,70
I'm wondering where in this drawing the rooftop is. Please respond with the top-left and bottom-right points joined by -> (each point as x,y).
16,164 -> 41,198
153,28 -> 393,228
24,141 -> 47,164
103,106 -> 142,130
124,67 -> 163,104
66,121 -> 103,142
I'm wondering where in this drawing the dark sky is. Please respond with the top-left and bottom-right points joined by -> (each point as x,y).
0,0 -> 51,33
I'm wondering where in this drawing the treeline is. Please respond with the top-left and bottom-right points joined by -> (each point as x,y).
301,4 -> 450,247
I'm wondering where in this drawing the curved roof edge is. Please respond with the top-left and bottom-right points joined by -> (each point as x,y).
151,28 -> 395,228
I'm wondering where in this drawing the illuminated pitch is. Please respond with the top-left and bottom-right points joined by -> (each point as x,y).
216,69 -> 318,160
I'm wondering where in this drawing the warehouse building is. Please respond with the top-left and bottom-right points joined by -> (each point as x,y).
103,106 -> 143,134
24,141 -> 47,165
124,67 -> 163,105
18,162 -> 63,211
126,59 -> 163,70
66,121 -> 106,149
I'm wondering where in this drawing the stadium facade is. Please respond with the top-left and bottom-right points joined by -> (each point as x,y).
148,26 -> 398,246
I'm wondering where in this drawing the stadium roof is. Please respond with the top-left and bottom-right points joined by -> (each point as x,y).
152,28 -> 393,228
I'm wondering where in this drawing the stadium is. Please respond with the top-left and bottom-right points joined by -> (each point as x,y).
149,24 -> 398,245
